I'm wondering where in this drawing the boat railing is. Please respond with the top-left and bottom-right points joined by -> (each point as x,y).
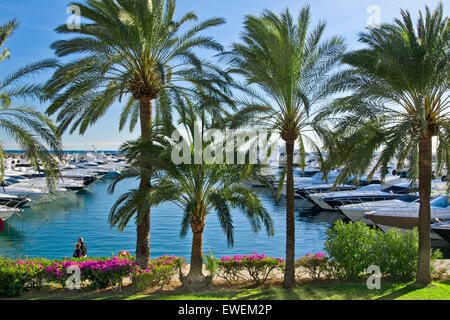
5,198 -> 18,209
338,196 -> 380,207
2,197 -> 23,212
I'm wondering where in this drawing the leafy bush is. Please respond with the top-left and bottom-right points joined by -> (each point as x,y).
372,228 -> 420,281
134,256 -> 184,291
296,252 -> 331,280
217,252 -> 284,286
325,221 -> 442,282
325,221 -> 377,281
0,258 -> 51,296
204,249 -> 219,279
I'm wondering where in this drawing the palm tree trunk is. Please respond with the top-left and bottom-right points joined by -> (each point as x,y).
181,219 -> 207,291
189,219 -> 206,278
283,139 -> 296,288
416,135 -> 432,286
136,97 -> 153,268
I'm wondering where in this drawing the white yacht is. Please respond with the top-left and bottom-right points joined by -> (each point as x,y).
339,194 -> 420,225
365,195 -> 450,240
4,174 -> 84,192
59,167 -> 99,185
1,177 -> 68,202
308,183 -> 409,210
274,170 -> 343,197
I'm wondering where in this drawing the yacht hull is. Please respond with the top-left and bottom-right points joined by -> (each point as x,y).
376,223 -> 443,240
310,197 -> 334,210
296,186 -> 357,200
431,226 -> 450,243
339,207 -> 375,225
295,198 -> 315,209
323,194 -> 404,209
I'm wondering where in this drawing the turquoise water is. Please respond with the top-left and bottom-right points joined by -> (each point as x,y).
0,178 -> 347,260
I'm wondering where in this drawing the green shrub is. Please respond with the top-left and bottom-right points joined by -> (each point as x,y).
325,221 -> 442,282
204,249 -> 219,279
325,221 -> 377,281
0,263 -> 30,296
372,228 -> 415,281
0,258 -> 50,296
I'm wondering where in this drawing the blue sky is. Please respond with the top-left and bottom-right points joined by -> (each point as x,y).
0,0 -> 446,150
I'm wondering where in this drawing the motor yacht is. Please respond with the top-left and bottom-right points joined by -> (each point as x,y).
307,183 -> 413,211
274,170 -> 343,197
338,194 -> 420,225
365,195 -> 450,240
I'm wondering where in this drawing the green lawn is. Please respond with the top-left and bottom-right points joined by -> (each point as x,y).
12,281 -> 450,300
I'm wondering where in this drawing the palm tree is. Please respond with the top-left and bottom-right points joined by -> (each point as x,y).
223,6 -> 346,287
108,120 -> 274,290
318,3 -> 449,286
0,19 -> 61,186
43,0 -> 229,268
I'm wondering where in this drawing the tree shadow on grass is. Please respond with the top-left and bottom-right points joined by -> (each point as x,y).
375,284 -> 421,300
232,284 -> 380,300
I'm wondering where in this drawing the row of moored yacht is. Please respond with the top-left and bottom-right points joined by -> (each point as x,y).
0,152 -> 128,222
258,155 -> 450,244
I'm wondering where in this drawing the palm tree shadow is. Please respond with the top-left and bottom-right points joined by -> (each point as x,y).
375,284 -> 420,300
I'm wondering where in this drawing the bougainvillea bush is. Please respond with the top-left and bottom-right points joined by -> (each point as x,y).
134,256 -> 184,290
217,252 -> 285,285
0,255 -> 185,296
46,257 -> 136,289
296,252 -> 331,280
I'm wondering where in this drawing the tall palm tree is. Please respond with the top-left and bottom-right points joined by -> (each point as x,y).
108,120 -> 274,290
43,0 -> 229,267
223,6 -> 346,287
318,3 -> 449,286
0,19 -> 61,186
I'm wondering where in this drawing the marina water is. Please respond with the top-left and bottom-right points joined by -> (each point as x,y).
0,177 -> 340,260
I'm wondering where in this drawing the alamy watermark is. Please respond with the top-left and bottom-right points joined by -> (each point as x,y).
170,122 -> 283,168
66,265 -> 81,290
366,5 -> 381,29
366,264 -> 381,289
67,5 -> 81,30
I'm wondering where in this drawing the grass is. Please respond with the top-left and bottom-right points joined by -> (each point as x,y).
7,280 -> 450,300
